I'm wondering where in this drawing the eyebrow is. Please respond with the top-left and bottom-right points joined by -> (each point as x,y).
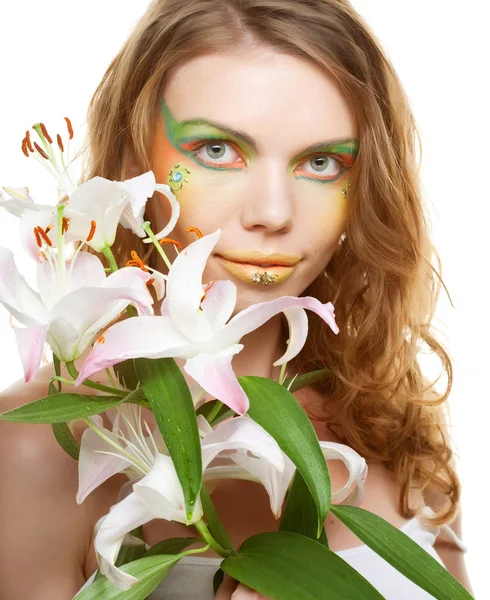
177,117 -> 358,156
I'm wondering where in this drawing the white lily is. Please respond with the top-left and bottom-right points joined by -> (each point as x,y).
1,171 -> 180,255
0,248 -> 154,381
61,171 -> 180,252
80,407 -> 285,590
204,440 -> 368,518
75,230 -> 339,415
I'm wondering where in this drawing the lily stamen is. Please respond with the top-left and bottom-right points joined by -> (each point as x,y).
21,138 -> 29,158
36,225 -> 53,247
126,249 -> 149,271
186,226 -> 203,239
33,227 -> 42,248
25,130 -> 34,152
159,237 -> 183,250
86,220 -> 96,242
33,142 -> 49,160
64,116 -> 74,140
61,216 -> 71,234
39,123 -> 53,144
57,134 -> 64,153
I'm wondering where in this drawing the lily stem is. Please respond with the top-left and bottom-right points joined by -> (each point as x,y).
102,246 -> 119,272
65,361 -> 127,397
194,519 -> 235,558
142,221 -> 172,270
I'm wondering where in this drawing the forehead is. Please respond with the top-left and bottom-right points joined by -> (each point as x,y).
163,49 -> 357,154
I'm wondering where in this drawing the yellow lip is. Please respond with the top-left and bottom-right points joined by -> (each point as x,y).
216,256 -> 295,285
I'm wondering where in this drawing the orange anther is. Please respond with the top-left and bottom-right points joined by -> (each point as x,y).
36,226 -> 53,247
25,131 -> 34,152
34,227 -> 42,247
33,142 -> 49,160
56,134 -> 64,153
97,335 -> 106,344
45,224 -> 53,234
126,250 -> 149,271
61,216 -> 71,235
64,117 -> 74,140
86,220 -> 96,242
146,277 -> 155,286
159,237 -> 183,250
39,123 -> 53,144
21,137 -> 29,157
186,226 -> 203,239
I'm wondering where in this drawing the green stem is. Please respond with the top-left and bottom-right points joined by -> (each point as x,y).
142,221 -> 172,270
206,401 -> 223,425
194,519 -> 235,558
65,361 -> 127,397
102,246 -> 119,272
57,203 -> 65,279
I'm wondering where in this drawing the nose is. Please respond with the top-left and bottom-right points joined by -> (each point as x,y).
240,159 -> 294,234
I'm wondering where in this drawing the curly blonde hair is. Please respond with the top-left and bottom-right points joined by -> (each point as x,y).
80,0 -> 461,527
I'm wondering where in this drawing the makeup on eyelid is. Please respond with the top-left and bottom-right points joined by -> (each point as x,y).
160,98 -> 359,182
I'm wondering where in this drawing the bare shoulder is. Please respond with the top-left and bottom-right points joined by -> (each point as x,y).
324,457 -> 425,552
0,365 -> 125,599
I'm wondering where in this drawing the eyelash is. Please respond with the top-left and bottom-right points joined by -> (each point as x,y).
189,140 -> 346,182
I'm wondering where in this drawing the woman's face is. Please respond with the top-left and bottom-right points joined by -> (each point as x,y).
150,48 -> 358,312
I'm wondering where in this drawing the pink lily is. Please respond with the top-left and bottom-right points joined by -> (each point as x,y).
0,248 -> 154,381
75,230 -> 339,415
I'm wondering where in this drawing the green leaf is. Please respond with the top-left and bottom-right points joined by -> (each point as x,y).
134,358 -> 202,522
221,531 -> 385,599
283,368 -> 333,392
74,553 -> 183,599
145,537 -> 199,558
113,360 -> 139,391
331,505 -> 474,600
239,376 -> 331,536
51,421 -> 80,460
0,393 -> 126,423
196,400 -> 235,426
200,484 -> 235,552
115,527 -> 146,567
213,568 -> 225,594
279,470 -> 328,547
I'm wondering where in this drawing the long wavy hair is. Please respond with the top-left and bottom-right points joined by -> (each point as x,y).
80,0 -> 460,527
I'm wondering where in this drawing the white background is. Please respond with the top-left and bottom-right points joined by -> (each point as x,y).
0,1 -> 488,596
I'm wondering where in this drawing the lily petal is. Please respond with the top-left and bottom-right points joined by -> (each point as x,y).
37,252 -> 106,310
183,344 -> 248,415
75,316 -> 190,385
200,280 -> 237,330
143,183 -> 180,242
320,441 -> 368,507
119,171 -> 156,237
77,415 -> 131,504
166,230 -> 221,341
14,323 -> 50,382
0,247 -> 50,325
66,177 -> 130,250
133,453 -> 203,524
201,416 -> 285,472
50,279 -> 154,361
94,491 -> 155,590
214,296 -> 338,360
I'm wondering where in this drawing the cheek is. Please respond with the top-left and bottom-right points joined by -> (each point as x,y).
151,131 -> 246,235
300,182 -> 348,256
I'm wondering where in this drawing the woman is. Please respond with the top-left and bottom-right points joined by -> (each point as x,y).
0,0 -> 474,598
